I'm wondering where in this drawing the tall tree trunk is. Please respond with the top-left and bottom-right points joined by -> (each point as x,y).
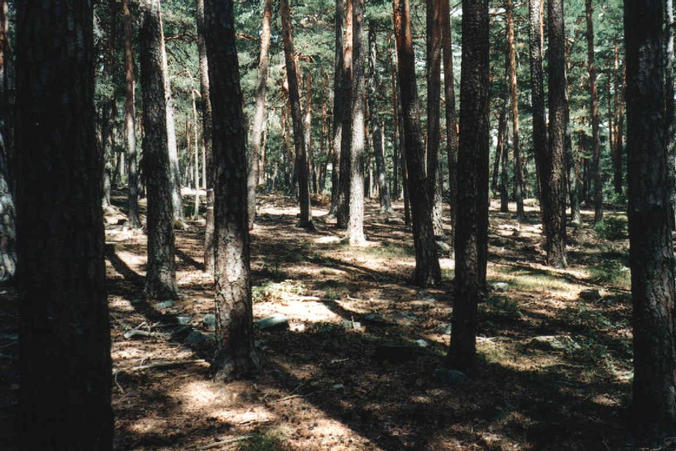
612,43 -> 624,195
15,1 -> 112,447
280,0 -> 312,228
506,0 -> 526,221
140,0 -> 178,299
393,0 -> 441,286
390,44 -> 400,201
448,0 -> 490,371
496,107 -> 509,212
624,0 -> 676,439
123,0 -> 141,229
196,0 -> 215,272
585,0 -> 603,223
500,110 -> 510,213
329,0 -> 345,216
192,90 -> 201,219
347,0 -> 366,245
441,0 -> 458,236
304,70 -> 315,196
204,0 -> 260,379
159,8 -> 183,223
528,0 -> 547,220
337,0 -> 354,228
665,0 -> 675,230
248,0 -> 272,230
544,0 -> 568,267
427,0 -> 444,236
368,26 -> 392,213
0,0 -> 14,281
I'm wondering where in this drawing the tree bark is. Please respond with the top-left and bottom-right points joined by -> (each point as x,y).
448,0 -> 490,370
15,1 -> 112,447
427,0 -> 444,236
612,43 -> 623,195
159,7 -> 183,223
506,0 -> 526,221
585,0 -> 603,223
123,0 -> 141,229
346,0 -> 366,245
248,0 -> 272,230
528,0 -> 547,222
544,0 -> 568,267
329,0 -> 345,215
280,0 -> 312,228
140,0 -> 178,299
441,0 -> 458,236
394,0 -> 441,286
624,0 -> 676,439
204,0 -> 260,379
368,25 -> 392,213
196,0 -> 215,273
304,70 -> 315,195
496,107 -> 510,212
0,0 -> 14,280
337,0 -> 354,228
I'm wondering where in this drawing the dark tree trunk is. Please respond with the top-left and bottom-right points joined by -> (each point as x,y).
441,0 -> 458,236
665,0 -> 675,230
304,71 -> 315,196
329,0 -> 345,216
543,0 -> 568,267
391,68 -> 400,201
585,0 -> 603,223
368,25 -> 392,213
123,0 -> 141,229
337,0 -> 354,228
427,0 -> 444,236
157,5 -> 183,223
15,1 -> 112,447
347,0 -> 366,245
612,44 -> 624,195
506,0 -> 525,221
196,0 -> 215,272
448,0 -> 489,370
204,0 -> 260,379
280,0 -> 312,228
496,107 -> 510,212
246,0 -> 271,231
393,0 -> 441,287
624,0 -> 676,440
140,0 -> 178,299
500,111 -> 510,213
528,0 -> 547,223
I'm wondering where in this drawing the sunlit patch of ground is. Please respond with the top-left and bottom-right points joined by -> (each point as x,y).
0,192 -> 642,450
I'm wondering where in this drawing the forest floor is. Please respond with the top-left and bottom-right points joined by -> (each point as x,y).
1,190 -> 652,450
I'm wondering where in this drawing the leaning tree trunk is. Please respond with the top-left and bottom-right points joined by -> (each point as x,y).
441,0 -> 458,236
124,0 -> 141,229
196,0 -> 215,272
427,0 -> 444,236
393,0 -> 441,287
544,0 -> 568,267
624,0 -> 676,439
346,0 -> 366,245
448,0 -> 490,371
140,0 -> 178,299
506,0 -> 526,221
204,0 -> 260,379
248,0 -> 272,230
280,0 -> 312,228
368,25 -> 392,213
15,1 -> 112,447
585,0 -> 603,223
329,0 -> 345,216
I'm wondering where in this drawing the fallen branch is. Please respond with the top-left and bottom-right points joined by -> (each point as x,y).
197,435 -> 252,450
113,359 -> 206,375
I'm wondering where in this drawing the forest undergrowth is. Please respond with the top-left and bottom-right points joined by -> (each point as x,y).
0,191 -> 640,450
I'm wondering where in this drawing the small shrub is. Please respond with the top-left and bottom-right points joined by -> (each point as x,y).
593,216 -> 627,240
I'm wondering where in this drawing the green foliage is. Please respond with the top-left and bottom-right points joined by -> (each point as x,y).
252,280 -> 306,303
593,216 -> 627,241
238,429 -> 291,451
589,258 -> 630,290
